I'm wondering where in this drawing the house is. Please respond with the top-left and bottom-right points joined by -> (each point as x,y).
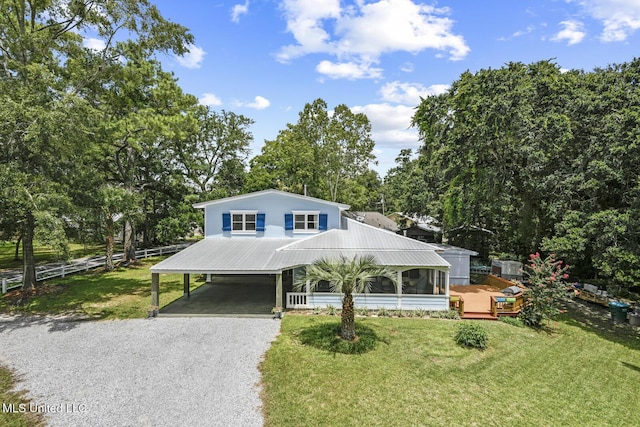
387,212 -> 441,243
345,211 -> 400,232
383,213 -> 478,285
150,190 -> 452,313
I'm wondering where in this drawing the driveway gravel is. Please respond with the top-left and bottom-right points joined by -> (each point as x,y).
0,315 -> 281,427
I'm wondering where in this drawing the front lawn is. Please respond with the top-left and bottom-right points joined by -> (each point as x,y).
0,257 -> 194,319
261,314 -> 640,427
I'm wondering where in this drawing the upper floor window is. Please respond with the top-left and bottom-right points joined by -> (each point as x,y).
294,211 -> 319,231
233,211 -> 257,232
223,211 -> 265,233
285,212 -> 328,232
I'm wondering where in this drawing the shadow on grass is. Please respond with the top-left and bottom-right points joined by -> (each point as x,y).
298,321 -> 387,354
621,361 -> 640,374
560,298 -> 640,350
0,259 -> 183,328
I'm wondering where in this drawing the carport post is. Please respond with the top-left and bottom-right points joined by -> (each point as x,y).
151,273 -> 160,307
275,273 -> 283,308
184,274 -> 190,297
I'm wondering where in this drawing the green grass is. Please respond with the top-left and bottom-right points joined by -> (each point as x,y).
261,314 -> 640,427
0,365 -> 44,427
0,257 -> 196,319
0,240 -> 120,271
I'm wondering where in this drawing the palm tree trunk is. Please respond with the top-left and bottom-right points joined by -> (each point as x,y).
341,293 -> 356,341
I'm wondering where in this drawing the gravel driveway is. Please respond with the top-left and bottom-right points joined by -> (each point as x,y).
0,315 -> 281,427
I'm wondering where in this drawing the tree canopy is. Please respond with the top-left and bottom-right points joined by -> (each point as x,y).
409,58 -> 640,290
246,98 -> 381,210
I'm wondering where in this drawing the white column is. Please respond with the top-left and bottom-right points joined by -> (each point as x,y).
444,268 -> 450,297
276,273 -> 283,308
397,269 -> 403,309
151,273 -> 160,307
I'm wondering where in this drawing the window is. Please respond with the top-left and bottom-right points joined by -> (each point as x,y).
285,212 -> 328,231
292,211 -> 319,232
226,210 -> 260,233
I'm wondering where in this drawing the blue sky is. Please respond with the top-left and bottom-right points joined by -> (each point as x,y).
87,0 -> 640,176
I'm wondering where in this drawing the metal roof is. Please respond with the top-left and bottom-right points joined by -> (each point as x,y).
192,189 -> 350,210
150,238 -> 292,274
277,219 -> 441,251
271,250 -> 449,269
430,243 -> 479,257
151,218 -> 449,274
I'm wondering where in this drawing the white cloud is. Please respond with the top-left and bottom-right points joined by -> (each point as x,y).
83,37 -> 106,51
245,96 -> 271,110
380,81 -> 449,105
351,103 -> 420,148
277,0 -> 469,79
199,93 -> 223,106
231,1 -> 249,23
176,45 -> 206,69
400,62 -> 414,73
316,60 -> 382,79
552,20 -> 586,45
574,0 -> 640,41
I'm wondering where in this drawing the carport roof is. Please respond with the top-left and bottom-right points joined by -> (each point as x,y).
151,218 -> 450,274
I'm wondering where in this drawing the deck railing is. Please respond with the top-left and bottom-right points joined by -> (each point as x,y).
1,243 -> 191,294
490,294 -> 525,317
286,292 -> 308,308
449,295 -> 465,316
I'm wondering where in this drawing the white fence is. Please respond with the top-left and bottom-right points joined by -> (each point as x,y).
1,243 -> 191,294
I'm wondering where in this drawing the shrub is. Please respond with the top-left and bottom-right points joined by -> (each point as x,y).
519,252 -> 571,328
326,305 -> 339,316
376,307 -> 390,317
413,308 -> 427,318
429,309 -> 461,319
455,322 -> 489,349
356,307 -> 370,316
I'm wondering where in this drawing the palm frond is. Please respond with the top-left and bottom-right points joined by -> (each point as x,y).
295,254 -> 397,295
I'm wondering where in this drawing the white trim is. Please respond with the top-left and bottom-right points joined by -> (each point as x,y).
193,189 -> 350,210
292,210 -> 320,233
230,210 -> 258,234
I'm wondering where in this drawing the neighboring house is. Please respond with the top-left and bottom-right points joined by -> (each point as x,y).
345,211 -> 400,232
384,213 -> 478,284
387,212 -> 441,243
150,190 -> 451,311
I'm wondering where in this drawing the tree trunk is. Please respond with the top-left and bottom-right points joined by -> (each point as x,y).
21,212 -> 37,291
105,216 -> 114,271
123,218 -> 136,264
13,234 -> 22,261
341,293 -> 356,341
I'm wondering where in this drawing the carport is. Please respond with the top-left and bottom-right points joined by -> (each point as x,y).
150,239 -> 292,316
159,275 -> 278,317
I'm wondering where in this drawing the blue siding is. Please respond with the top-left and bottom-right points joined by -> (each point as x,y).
204,192 -> 343,238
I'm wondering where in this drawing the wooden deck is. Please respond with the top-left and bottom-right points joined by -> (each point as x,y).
450,282 -> 524,320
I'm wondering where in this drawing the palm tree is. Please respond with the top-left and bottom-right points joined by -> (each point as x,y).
295,254 -> 397,341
